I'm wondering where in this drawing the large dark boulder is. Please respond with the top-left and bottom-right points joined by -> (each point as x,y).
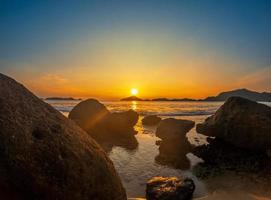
68,98 -> 109,131
146,177 -> 195,200
142,115 -> 161,126
196,97 -> 271,150
0,73 -> 126,200
156,118 -> 195,140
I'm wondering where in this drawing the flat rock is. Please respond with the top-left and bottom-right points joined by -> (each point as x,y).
156,118 -> 195,140
0,73 -> 126,200
196,97 -> 271,150
146,177 -> 195,200
142,115 -> 161,126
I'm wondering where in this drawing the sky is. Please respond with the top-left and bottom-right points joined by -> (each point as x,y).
1,0 -> 271,100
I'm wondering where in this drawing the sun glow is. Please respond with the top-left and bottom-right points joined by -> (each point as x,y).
131,88 -> 138,95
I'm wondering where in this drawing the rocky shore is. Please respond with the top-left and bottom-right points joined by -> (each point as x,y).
193,97 -> 271,178
1,73 -> 271,200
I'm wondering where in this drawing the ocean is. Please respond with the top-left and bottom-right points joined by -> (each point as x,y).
46,100 -> 271,199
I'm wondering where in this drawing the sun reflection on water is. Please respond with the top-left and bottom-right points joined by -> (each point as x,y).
131,101 -> 137,110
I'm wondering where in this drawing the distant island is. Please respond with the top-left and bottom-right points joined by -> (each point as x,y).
121,89 -> 271,102
120,96 -> 144,101
45,97 -> 82,101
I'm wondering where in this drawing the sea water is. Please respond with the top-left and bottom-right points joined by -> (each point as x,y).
46,100 -> 271,199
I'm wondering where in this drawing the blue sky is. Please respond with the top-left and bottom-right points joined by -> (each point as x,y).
1,0 -> 271,98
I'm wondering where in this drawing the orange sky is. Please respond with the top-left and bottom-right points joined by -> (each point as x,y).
2,1 -> 271,100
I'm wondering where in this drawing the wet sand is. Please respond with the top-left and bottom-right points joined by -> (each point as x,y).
110,116 -> 271,199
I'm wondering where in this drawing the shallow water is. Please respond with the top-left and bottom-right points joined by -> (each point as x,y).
46,100 -> 271,199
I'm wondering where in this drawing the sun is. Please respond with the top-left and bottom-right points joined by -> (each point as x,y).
131,88 -> 138,95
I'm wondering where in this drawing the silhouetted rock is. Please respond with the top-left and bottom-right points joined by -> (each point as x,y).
146,177 -> 195,200
142,115 -> 161,126
156,118 -> 195,140
155,118 -> 194,169
105,110 -> 139,136
69,100 -> 139,150
120,96 -> 143,101
196,97 -> 271,150
0,73 -> 126,200
155,138 -> 191,169
68,98 -> 110,132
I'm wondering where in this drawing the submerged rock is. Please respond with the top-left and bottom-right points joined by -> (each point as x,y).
196,97 -> 271,150
146,177 -> 195,200
156,118 -> 195,140
142,115 -> 161,126
0,73 -> 126,200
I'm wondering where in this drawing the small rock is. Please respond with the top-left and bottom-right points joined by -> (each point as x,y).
142,115 -> 161,126
146,176 -> 195,200
155,139 -> 191,169
105,109 -> 139,136
156,118 -> 195,140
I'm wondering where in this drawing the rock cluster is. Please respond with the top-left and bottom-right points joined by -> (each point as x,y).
155,118 -> 195,169
194,97 -> 271,175
69,99 -> 139,151
196,96 -> 271,150
142,115 -> 161,126
146,177 -> 195,200
0,73 -> 126,200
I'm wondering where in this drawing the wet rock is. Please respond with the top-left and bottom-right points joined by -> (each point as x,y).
142,115 -> 161,126
146,177 -> 195,200
156,118 -> 195,140
196,97 -> 271,150
0,73 -> 126,200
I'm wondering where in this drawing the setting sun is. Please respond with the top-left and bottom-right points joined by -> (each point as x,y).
131,88 -> 138,95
